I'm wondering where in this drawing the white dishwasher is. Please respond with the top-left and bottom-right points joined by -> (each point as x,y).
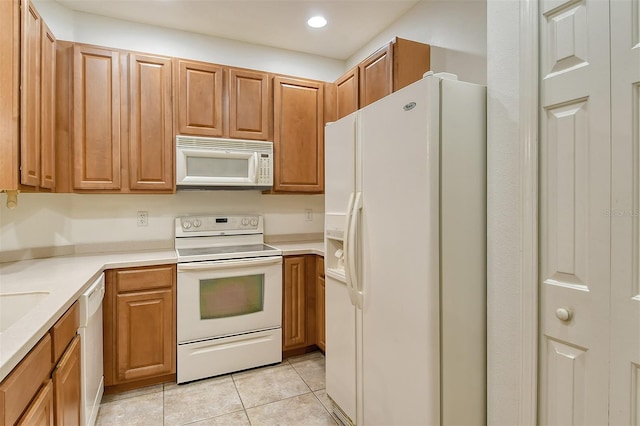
79,274 -> 105,426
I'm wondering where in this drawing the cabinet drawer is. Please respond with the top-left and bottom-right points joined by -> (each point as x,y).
0,334 -> 53,426
115,265 -> 175,293
50,302 -> 79,364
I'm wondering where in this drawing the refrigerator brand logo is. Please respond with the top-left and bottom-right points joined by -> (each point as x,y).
403,102 -> 417,111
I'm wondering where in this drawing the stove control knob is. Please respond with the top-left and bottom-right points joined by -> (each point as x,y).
241,218 -> 249,226
182,220 -> 192,229
250,218 -> 259,226
193,219 -> 202,228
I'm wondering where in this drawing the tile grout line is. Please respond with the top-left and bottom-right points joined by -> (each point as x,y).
230,373 -> 252,425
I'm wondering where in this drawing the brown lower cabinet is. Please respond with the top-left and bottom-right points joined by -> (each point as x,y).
0,302 -> 80,426
104,265 -> 176,391
316,257 -> 325,352
282,255 -> 325,355
52,335 -> 81,426
17,380 -> 54,426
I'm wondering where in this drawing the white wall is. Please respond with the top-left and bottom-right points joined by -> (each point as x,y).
33,0 -> 344,82
0,192 -> 324,252
0,194 -> 72,251
346,0 -> 487,85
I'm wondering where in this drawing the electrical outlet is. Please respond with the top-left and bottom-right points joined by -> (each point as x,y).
137,211 -> 148,227
305,209 -> 313,221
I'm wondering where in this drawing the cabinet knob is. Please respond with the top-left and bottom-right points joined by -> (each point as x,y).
555,308 -> 573,322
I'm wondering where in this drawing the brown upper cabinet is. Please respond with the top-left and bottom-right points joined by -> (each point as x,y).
0,0 -> 56,192
56,44 -> 174,193
273,76 -> 324,193
335,67 -> 359,120
0,0 -> 20,191
334,37 -> 431,117
175,59 -> 224,137
359,42 -> 393,109
72,44 -> 122,191
228,68 -> 271,140
20,0 -> 42,188
40,22 -> 56,190
129,54 -> 173,191
174,60 -> 272,141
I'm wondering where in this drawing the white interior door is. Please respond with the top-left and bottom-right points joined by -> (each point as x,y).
539,0 -> 611,424
609,0 -> 640,423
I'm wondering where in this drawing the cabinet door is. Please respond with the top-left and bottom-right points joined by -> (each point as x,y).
0,0 -> 20,191
316,257 -> 325,352
335,67 -> 358,120
20,0 -> 41,187
39,21 -> 56,189
116,288 -> 174,382
273,76 -> 324,193
129,54 -> 173,191
73,45 -> 121,190
52,335 -> 81,426
359,43 -> 393,108
17,380 -> 54,426
283,256 -> 307,350
228,68 -> 270,140
175,59 -> 223,137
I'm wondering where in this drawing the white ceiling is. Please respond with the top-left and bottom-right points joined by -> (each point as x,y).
54,0 -> 421,60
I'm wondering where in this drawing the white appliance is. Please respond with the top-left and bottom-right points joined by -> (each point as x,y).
78,273 -> 105,426
176,135 -> 273,189
324,73 -> 486,425
175,214 -> 283,383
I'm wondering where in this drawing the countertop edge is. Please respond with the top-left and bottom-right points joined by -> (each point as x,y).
0,242 -> 324,382
0,250 -> 178,382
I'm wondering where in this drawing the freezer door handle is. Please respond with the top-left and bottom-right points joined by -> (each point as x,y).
348,191 -> 363,309
343,192 -> 357,306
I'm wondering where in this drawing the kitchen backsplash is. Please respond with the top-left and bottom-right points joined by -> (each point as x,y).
0,192 -> 324,253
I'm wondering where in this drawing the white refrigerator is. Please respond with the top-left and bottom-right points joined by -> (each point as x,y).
324,73 -> 486,426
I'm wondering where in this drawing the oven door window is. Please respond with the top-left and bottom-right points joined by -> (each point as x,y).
199,274 -> 264,319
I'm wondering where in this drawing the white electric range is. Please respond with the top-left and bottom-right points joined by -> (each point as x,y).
175,214 -> 282,384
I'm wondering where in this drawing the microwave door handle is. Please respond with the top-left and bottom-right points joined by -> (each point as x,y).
177,256 -> 282,271
250,152 -> 259,183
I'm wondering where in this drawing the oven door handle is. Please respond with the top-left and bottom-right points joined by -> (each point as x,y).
177,256 -> 282,271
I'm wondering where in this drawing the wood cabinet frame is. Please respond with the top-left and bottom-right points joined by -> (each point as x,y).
273,76 -> 324,193
104,265 -> 177,391
282,255 -> 320,355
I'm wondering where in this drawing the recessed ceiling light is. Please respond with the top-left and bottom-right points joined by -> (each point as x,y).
307,16 -> 327,29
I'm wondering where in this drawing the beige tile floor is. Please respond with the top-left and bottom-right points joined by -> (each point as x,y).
96,351 -> 337,426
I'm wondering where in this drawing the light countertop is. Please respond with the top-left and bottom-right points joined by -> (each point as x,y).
0,241 -> 323,382
273,241 -> 324,256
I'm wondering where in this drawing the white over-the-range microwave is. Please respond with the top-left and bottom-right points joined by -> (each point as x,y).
176,135 -> 274,190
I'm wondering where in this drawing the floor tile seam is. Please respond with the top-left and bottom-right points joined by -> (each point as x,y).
311,389 -> 334,417
231,372 -> 250,413
100,389 -> 164,405
243,390 -> 316,412
179,408 -> 248,426
289,362 -> 319,392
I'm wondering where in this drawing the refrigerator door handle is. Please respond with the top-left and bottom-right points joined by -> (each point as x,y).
348,191 -> 364,309
343,192 -> 358,306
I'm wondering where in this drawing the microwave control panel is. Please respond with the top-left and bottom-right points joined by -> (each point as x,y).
257,154 -> 273,185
